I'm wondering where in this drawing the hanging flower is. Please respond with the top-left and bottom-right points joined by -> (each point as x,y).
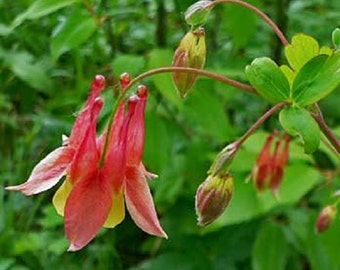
249,131 -> 290,197
7,76 -> 166,251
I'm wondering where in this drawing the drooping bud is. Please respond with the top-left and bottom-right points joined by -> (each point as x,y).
172,27 -> 206,98
315,205 -> 337,234
195,173 -> 234,227
332,28 -> 340,49
120,72 -> 131,89
136,85 -> 147,99
185,1 -> 213,29
208,142 -> 238,176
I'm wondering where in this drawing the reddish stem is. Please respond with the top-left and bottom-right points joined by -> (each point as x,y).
126,66 -> 256,94
311,104 -> 340,154
236,102 -> 287,147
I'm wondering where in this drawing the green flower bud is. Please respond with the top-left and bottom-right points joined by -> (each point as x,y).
172,27 -> 206,98
332,28 -> 340,49
195,173 -> 234,227
185,1 -> 213,29
208,142 -> 238,176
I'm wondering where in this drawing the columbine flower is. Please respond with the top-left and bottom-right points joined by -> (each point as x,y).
5,75 -> 105,195
315,205 -> 337,234
249,131 -> 290,197
7,76 -> 166,251
172,27 -> 206,98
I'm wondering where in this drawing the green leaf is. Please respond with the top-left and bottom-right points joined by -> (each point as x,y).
252,222 -> 288,270
147,49 -> 182,107
280,65 -> 295,86
279,106 -> 320,154
51,12 -> 97,61
285,34 -> 319,71
292,51 -> 340,106
11,0 -> 78,30
245,57 -> 290,103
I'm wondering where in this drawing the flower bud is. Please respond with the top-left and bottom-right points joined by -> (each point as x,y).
332,28 -> 340,49
315,205 -> 337,234
195,173 -> 234,227
208,142 -> 238,176
185,1 -> 213,29
172,27 -> 206,98
120,72 -> 131,89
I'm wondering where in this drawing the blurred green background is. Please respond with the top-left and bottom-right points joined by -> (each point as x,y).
0,0 -> 339,269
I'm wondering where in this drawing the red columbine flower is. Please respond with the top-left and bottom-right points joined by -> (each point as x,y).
5,75 -> 105,195
249,131 -> 290,197
7,75 -> 166,251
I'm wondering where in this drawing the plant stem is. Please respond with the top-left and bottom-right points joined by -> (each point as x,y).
212,0 -> 289,46
311,104 -> 340,154
236,102 -> 287,147
125,66 -> 256,94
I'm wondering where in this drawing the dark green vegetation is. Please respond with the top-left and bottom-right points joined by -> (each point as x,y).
1,0 -> 339,269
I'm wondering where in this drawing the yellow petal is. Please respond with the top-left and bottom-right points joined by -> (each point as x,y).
103,191 -> 125,228
52,179 -> 73,216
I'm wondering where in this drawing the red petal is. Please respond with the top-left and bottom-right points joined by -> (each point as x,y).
69,76 -> 105,147
101,98 -> 137,191
65,171 -> 112,251
6,146 -> 75,195
125,166 -> 167,238
68,99 -> 102,185
126,93 -> 147,165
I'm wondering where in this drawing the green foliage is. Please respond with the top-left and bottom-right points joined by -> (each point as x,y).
279,106 -> 320,154
1,0 -> 339,269
245,57 -> 290,103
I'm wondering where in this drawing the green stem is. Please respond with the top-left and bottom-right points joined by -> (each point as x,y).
212,0 -> 289,46
125,66 -> 255,94
236,102 -> 287,147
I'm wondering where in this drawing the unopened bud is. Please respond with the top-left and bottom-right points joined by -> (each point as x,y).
185,1 -> 213,29
316,205 -> 337,234
195,173 -> 234,227
208,142 -> 238,176
120,72 -> 131,89
332,28 -> 340,49
172,27 -> 206,98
